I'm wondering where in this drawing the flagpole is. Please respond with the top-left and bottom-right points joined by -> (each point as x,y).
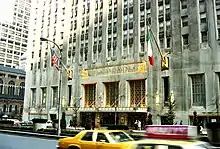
40,37 -> 64,136
146,19 -> 162,125
146,21 -> 163,58
47,41 -> 68,72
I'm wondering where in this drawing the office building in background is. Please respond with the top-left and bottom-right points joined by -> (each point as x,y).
0,0 -> 31,69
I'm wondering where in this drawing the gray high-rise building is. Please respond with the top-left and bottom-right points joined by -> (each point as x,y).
23,0 -> 220,127
0,0 -> 31,69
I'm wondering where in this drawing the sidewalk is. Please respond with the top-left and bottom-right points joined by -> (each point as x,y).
0,129 -> 67,140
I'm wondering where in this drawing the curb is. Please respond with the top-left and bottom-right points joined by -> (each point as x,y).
0,129 -> 68,140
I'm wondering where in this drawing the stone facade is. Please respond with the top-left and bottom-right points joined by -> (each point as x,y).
0,66 -> 25,119
23,0 -> 220,127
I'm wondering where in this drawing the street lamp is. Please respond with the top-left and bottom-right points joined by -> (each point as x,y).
40,37 -> 62,136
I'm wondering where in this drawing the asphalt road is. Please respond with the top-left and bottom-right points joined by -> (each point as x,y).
0,133 -> 57,149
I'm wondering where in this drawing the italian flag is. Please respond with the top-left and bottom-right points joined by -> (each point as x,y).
147,31 -> 154,67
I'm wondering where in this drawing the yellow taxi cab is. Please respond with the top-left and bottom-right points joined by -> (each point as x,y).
57,129 -> 134,149
57,125 -> 211,149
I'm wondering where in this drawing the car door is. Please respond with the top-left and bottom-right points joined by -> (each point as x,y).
96,133 -> 120,149
80,132 -> 96,149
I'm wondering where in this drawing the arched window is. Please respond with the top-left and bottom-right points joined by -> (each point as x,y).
20,105 -> 23,115
8,80 -> 15,95
15,105 -> 18,112
3,104 -> 6,112
9,105 -> 12,112
19,82 -> 25,96
0,79 -> 3,94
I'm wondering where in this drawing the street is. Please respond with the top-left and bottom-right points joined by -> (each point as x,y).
0,133 -> 57,149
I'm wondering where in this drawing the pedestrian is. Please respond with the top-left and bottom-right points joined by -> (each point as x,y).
138,120 -> 141,131
134,120 -> 138,130
69,120 -> 73,127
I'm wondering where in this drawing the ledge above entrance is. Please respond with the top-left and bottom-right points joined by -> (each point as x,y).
81,61 -> 147,78
79,107 -> 148,112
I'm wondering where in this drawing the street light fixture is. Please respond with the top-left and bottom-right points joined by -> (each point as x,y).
40,37 -> 62,136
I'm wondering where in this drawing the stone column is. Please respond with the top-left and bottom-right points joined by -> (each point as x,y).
116,0 -> 123,61
188,0 -> 200,52
87,0 -> 95,67
101,0 -> 109,64
119,80 -> 126,107
170,0 -> 187,123
95,112 -> 101,129
150,0 -> 160,124
133,0 -> 140,61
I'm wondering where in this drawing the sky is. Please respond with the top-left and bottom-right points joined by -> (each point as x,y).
0,0 -> 15,23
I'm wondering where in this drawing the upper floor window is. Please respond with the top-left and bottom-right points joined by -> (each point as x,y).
8,80 -> 15,95
191,74 -> 205,106
19,82 -> 25,96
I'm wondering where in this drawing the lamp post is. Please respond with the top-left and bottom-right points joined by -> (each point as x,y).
114,95 -> 119,125
40,37 -> 62,136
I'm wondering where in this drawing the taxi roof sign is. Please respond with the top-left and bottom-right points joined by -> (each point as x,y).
145,125 -> 197,140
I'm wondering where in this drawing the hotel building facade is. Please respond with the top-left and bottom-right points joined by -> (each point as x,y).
23,0 -> 220,127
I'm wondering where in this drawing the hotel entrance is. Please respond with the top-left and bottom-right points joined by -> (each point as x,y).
127,112 -> 147,128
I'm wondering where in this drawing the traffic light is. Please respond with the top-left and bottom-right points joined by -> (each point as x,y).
67,69 -> 73,80
161,56 -> 169,71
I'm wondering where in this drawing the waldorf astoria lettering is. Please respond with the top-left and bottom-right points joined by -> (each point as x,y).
81,62 -> 147,77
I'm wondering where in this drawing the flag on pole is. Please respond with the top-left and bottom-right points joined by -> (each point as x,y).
147,30 -> 154,67
50,48 -> 60,71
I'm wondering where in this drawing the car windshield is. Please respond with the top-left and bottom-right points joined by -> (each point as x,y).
109,132 -> 134,143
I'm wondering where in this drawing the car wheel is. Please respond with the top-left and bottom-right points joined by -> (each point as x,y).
68,146 -> 80,149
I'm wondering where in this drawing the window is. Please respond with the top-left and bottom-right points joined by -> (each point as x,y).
96,133 -> 109,143
130,80 -> 146,107
41,88 -> 47,107
31,88 -> 36,107
181,0 -> 187,9
68,85 -> 72,106
81,132 -> 93,141
167,38 -> 171,48
61,32 -> 64,39
182,34 -> 189,45
109,132 -> 133,142
32,52 -> 34,58
19,82 -> 25,96
0,79 -> 3,94
84,84 -> 96,107
201,31 -> 207,42
15,105 -> 18,112
52,87 -> 58,107
9,105 -> 12,112
3,105 -> 6,112
163,77 -> 170,105
191,74 -> 206,106
105,82 -> 119,107
8,80 -> 15,95
181,16 -> 188,27
31,63 -> 33,70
